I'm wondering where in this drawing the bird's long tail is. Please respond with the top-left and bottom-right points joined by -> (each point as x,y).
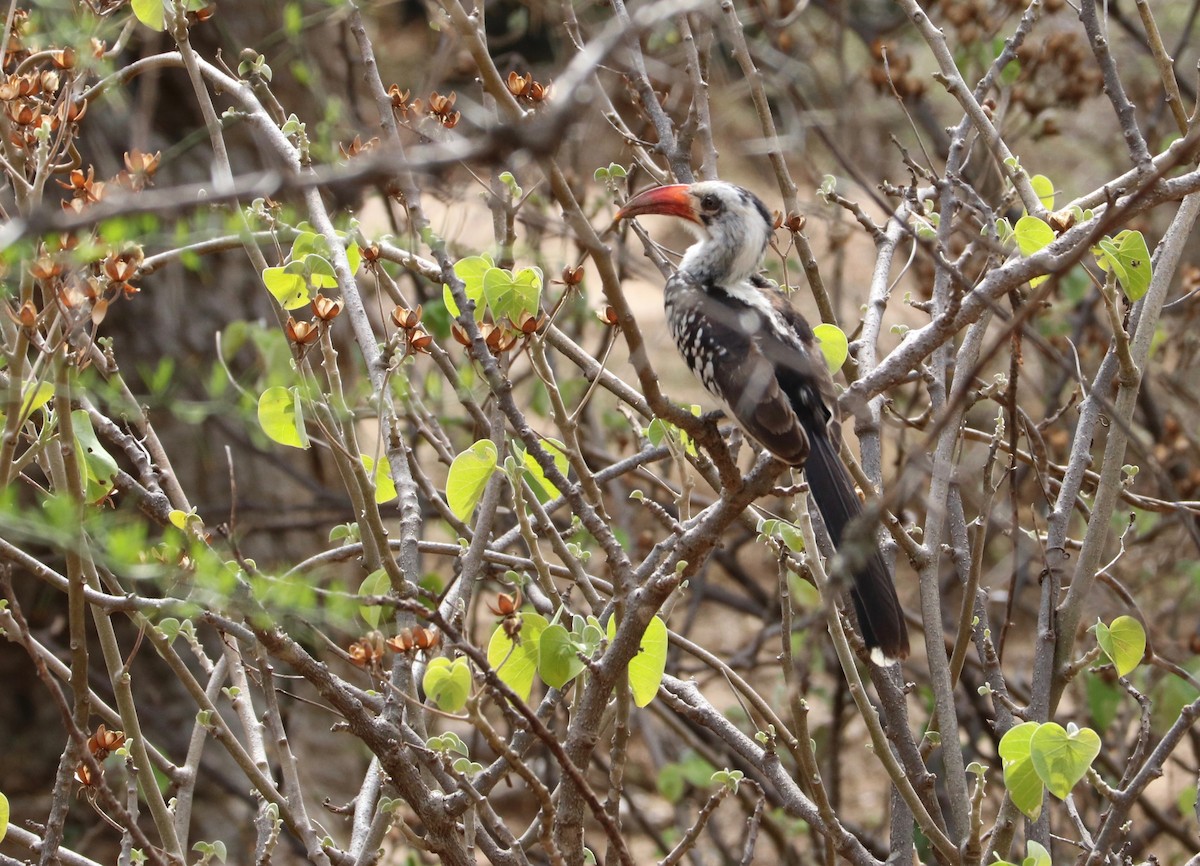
801,430 -> 910,662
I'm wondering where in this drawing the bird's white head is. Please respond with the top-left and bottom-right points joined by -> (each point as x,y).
616,181 -> 774,287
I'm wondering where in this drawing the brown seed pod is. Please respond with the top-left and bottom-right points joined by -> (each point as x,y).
285,317 -> 320,345
311,295 -> 344,321
487,590 -> 522,617
390,304 -> 422,330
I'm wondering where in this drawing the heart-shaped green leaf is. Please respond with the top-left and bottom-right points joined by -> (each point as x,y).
538,623 -> 585,689
1029,722 -> 1100,800
443,255 -> 491,320
520,438 -> 569,502
486,612 -> 548,702
998,721 -> 1043,820
303,254 -> 338,289
262,266 -> 311,310
483,266 -> 542,323
11,380 -> 54,424
422,657 -> 471,713
72,410 -> 118,502
1024,840 -> 1051,866
257,387 -> 310,449
1096,230 -> 1152,302
447,439 -> 499,521
130,0 -> 166,29
1014,215 -> 1055,287
812,323 -> 848,374
1029,174 -> 1055,211
357,569 -> 391,629
360,454 -> 398,504
1096,615 -> 1146,677
607,614 -> 668,707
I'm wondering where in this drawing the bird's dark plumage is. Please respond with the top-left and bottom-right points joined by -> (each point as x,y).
618,181 -> 909,662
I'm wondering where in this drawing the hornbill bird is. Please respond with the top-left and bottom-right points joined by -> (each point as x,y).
616,181 -> 909,663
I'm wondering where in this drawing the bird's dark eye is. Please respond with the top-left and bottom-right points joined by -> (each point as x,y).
699,193 -> 721,212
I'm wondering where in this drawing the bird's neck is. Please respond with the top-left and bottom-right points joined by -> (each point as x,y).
679,228 -> 767,289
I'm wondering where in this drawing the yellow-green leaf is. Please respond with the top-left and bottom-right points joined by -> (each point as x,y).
486,612 -> 549,701
998,721 -> 1043,820
1111,230 -> 1152,302
447,439 -> 499,521
345,242 -> 362,275
606,614 -> 668,707
443,255 -> 491,320
521,438 -> 569,502
360,454 -> 398,504
1096,615 -> 1146,677
257,386 -> 309,449
1025,840 -> 1051,866
483,266 -> 542,323
423,657 -> 471,713
21,381 -> 54,418
130,0 -> 166,30
0,790 -> 8,843
1029,722 -> 1100,800
538,623 -> 585,689
304,254 -> 338,290
812,323 -> 848,374
72,410 -> 118,501
357,569 -> 391,629
1014,215 -> 1055,288
262,266 -> 311,310
1029,174 -> 1055,211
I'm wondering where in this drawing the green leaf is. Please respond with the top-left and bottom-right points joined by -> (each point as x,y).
498,171 -> 523,198
422,657 -> 472,713
995,217 -> 1015,247
538,623 -> 585,689
1014,215 -> 1055,288
483,266 -> 542,323
1029,174 -> 1055,211
486,612 -> 549,701
646,418 -> 669,447
261,266 -> 310,310
1095,615 -> 1146,677
0,790 -> 8,843
447,439 -> 499,521
1024,840 -> 1052,866
1104,229 -> 1152,299
12,380 -> 54,424
443,255 -> 492,320
345,242 -> 362,276
360,454 -> 398,504
1029,722 -> 1100,800
72,410 -> 118,501
606,614 -> 668,707
357,569 -> 391,629
998,721 -> 1044,820
257,387 -> 309,449
304,254 -> 338,289
812,323 -> 848,373
521,438 -> 569,502
131,0 -> 166,30
427,731 -> 469,756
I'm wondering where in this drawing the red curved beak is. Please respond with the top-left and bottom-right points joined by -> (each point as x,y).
615,184 -> 699,223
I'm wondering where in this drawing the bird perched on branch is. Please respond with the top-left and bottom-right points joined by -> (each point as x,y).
616,181 -> 909,663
